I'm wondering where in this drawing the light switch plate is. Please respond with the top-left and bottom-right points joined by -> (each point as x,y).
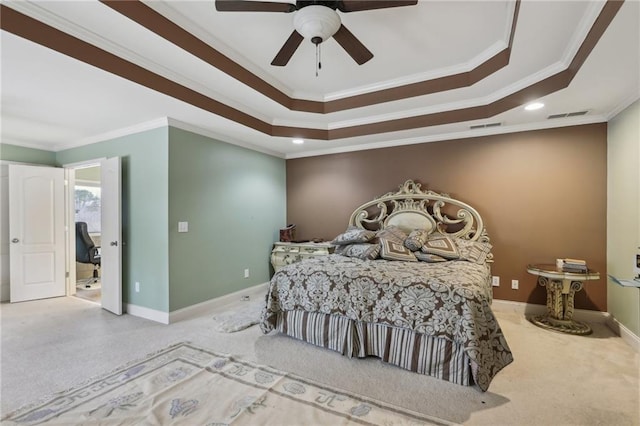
178,221 -> 188,233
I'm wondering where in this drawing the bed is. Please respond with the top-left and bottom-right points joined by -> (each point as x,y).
260,180 -> 513,391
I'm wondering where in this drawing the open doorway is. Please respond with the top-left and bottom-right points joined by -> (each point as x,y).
4,158 -> 120,312
66,156 -> 122,315
73,164 -> 102,304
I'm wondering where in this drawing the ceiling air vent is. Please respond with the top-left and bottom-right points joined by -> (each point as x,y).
470,122 -> 502,130
548,110 -> 589,119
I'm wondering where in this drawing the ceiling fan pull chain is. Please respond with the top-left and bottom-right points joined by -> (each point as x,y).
315,43 -> 320,77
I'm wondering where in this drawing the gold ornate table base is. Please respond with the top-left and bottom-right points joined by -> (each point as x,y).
529,276 -> 592,335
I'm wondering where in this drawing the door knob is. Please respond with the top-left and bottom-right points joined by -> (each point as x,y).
11,238 -> 19,243
110,241 -> 118,246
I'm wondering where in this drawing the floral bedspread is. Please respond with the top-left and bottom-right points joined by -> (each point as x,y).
261,254 -> 513,391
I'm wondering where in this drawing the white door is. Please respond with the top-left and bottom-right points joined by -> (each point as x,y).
100,157 -> 122,315
9,165 -> 65,302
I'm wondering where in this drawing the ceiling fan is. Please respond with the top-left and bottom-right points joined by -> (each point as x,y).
215,1 -> 418,67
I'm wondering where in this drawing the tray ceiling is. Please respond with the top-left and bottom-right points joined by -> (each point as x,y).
1,0 -> 638,158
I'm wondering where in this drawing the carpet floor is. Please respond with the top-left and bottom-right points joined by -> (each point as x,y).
74,280 -> 101,304
1,295 -> 638,425
3,342 -> 452,425
73,287 -> 101,304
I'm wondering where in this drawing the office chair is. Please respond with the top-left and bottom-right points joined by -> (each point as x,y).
76,222 -> 101,286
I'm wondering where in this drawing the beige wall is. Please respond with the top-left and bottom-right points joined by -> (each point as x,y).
287,124 -> 607,311
607,100 -> 640,336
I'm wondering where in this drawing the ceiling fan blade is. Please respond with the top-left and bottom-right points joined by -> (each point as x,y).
271,30 -> 304,66
332,24 -> 373,65
215,1 -> 296,13
337,1 -> 418,13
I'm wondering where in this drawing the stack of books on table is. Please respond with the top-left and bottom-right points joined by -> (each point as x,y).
561,258 -> 588,273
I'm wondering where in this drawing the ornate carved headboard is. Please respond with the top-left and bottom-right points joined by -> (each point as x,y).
348,180 -> 490,245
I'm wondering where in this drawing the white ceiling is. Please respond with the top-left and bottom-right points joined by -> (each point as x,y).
1,0 -> 639,159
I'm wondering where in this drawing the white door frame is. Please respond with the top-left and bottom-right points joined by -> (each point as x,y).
66,167 -> 76,296
63,158 -> 105,298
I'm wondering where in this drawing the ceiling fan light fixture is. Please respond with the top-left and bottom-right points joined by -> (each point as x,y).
293,5 -> 341,44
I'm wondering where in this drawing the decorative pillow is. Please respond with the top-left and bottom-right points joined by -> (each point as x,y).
379,237 -> 417,262
414,252 -> 448,263
336,243 -> 380,260
331,226 -> 376,245
421,234 -> 460,259
454,238 -> 493,264
376,225 -> 408,244
404,229 -> 430,251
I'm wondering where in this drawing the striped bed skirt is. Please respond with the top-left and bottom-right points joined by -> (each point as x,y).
274,310 -> 473,387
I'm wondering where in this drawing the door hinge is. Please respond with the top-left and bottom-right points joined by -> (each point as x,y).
65,271 -> 70,278
64,179 -> 69,186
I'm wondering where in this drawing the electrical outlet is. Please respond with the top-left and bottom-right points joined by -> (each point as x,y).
244,268 -> 250,279
135,281 -> 140,293
492,276 -> 500,287
511,279 -> 519,290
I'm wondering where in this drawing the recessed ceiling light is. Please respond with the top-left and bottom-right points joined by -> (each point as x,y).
524,102 -> 545,111
292,138 -> 304,144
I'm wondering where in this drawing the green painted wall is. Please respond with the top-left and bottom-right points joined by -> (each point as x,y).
56,127 -> 170,312
0,143 -> 56,165
167,127 -> 286,312
4,127 -> 286,315
607,99 -> 640,337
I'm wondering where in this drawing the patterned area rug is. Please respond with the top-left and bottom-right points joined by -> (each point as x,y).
2,343 -> 454,425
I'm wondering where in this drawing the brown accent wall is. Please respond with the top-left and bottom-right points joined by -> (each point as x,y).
286,124 -> 607,311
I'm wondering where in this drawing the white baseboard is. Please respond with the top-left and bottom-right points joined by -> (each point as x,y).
169,282 -> 269,323
125,303 -> 170,325
125,282 -> 269,325
491,299 -> 611,324
606,316 -> 640,352
492,299 -> 640,352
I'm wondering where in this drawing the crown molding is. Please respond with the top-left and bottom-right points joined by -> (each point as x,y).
0,138 -> 57,152
2,116 -> 286,158
274,61 -> 567,131
285,115 -> 607,159
300,40 -> 509,102
560,1 -> 607,68
2,119 -> 170,152
165,118 -> 285,158
606,93 -> 640,121
1,114 -> 610,161
51,117 -> 170,151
